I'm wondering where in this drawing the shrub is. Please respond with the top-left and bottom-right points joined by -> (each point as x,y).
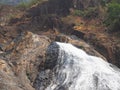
100,0 -> 108,6
71,7 -> 98,19
72,9 -> 85,16
84,7 -> 99,19
105,2 -> 120,32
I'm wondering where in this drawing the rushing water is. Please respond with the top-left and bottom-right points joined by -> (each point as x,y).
35,42 -> 120,90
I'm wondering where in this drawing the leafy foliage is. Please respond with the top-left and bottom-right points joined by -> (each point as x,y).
105,2 -> 120,32
71,9 -> 85,16
72,7 -> 99,19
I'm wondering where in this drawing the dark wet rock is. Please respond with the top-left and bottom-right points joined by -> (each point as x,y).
72,30 -> 85,39
33,69 -> 53,90
45,42 -> 59,69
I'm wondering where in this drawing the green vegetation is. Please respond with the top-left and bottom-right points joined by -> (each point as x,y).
72,9 -> 85,16
111,0 -> 120,3
105,2 -> 120,32
71,7 -> 99,19
100,0 -> 108,6
84,7 -> 99,19
70,0 -> 120,33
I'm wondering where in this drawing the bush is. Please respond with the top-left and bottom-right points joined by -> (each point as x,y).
84,7 -> 99,19
72,9 -> 85,16
105,2 -> 120,32
100,0 -> 108,6
72,7 -> 99,19
111,0 -> 120,3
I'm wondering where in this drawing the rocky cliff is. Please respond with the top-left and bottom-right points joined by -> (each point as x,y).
0,0 -> 120,89
0,27 -> 106,90
0,29 -> 50,90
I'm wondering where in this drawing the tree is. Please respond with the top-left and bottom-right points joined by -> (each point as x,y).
105,2 -> 120,32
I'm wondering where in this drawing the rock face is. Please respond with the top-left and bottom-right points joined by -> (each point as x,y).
55,34 -> 106,60
73,0 -> 112,10
27,0 -> 107,17
0,5 -> 21,26
34,42 -> 120,90
27,0 -> 73,17
73,0 -> 101,9
0,26 -> 106,90
0,0 -> 119,89
0,59 -> 23,90
0,30 -> 50,90
33,42 -> 60,90
83,32 -> 120,67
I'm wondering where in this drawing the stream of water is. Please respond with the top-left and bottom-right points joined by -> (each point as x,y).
36,42 -> 120,90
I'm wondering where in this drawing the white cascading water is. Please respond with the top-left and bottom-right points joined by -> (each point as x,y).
37,42 -> 120,90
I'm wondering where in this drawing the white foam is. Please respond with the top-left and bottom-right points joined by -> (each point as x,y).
45,42 -> 120,90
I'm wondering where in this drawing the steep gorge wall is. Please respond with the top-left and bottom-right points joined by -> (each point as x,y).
27,0 -> 73,17
27,0 -> 106,17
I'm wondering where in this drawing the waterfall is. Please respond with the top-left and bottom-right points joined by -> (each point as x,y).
34,42 -> 120,90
